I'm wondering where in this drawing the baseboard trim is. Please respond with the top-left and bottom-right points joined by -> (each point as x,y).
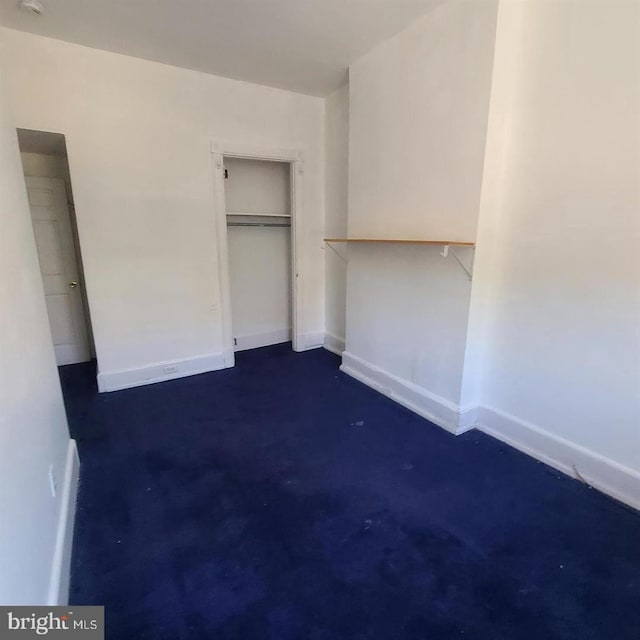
457,404 -> 478,435
340,351 -> 469,435
336,353 -> 640,510
477,406 -> 640,511
97,351 -> 231,392
234,329 -> 291,352
323,332 -> 345,356
47,439 -> 80,605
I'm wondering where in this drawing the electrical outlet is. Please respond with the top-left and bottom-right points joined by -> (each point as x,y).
48,465 -> 57,498
163,365 -> 178,375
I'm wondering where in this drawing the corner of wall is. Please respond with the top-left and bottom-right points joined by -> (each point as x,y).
47,439 -> 80,606
323,332 -> 345,356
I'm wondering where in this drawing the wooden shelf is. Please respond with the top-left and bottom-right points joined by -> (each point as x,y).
324,238 -> 475,246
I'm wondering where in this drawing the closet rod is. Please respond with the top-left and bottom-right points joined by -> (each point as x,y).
226,212 -> 291,218
227,222 -> 291,228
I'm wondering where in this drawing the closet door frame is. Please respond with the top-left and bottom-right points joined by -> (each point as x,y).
211,141 -> 304,366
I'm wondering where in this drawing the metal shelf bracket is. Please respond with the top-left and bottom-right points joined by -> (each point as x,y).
441,245 -> 474,281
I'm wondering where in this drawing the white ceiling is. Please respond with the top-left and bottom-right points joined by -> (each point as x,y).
0,0 -> 442,96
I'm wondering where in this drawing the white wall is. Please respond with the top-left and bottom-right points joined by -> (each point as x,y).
465,0 -> 640,492
343,0 -> 498,430
348,0 -> 498,241
225,157 -> 290,215
228,228 -> 292,350
324,83 -> 349,353
345,243 -> 474,410
0,27 -> 325,389
0,64 -> 76,604
343,0 -> 639,505
225,158 -> 292,350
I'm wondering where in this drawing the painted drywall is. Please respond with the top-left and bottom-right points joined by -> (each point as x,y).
465,0 -> 640,475
224,158 -> 290,215
324,83 -> 349,352
344,0 -> 497,415
228,228 -> 292,350
225,158 -> 292,350
348,0 -> 498,240
0,65 -> 75,604
1,27 -> 325,385
345,243 -> 475,407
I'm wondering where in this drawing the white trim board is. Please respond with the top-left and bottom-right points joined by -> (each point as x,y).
211,141 -> 306,357
97,351 -> 230,392
210,141 -> 303,163
47,439 -> 80,605
476,406 -> 640,512
338,353 -> 639,510
340,351 -> 470,435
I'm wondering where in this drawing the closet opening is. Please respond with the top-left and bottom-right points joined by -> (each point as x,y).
212,145 -> 304,368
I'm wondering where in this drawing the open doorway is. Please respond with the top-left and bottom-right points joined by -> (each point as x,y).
225,157 -> 292,352
17,128 -> 95,366
212,144 -> 304,368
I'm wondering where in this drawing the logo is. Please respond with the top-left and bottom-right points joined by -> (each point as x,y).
0,607 -> 103,639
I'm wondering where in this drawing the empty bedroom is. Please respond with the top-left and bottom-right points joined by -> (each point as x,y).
0,0 -> 638,638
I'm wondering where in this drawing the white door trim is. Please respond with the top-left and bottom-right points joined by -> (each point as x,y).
211,141 -> 305,359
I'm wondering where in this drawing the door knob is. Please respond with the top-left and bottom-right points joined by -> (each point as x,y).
69,281 -> 78,288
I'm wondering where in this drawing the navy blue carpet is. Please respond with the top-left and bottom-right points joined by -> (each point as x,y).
60,344 -> 640,639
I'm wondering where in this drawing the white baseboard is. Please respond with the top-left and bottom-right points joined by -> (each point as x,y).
457,404 -> 478,435
97,351 -> 231,392
48,439 -> 80,605
323,332 -> 345,356
477,406 -> 640,511
337,352 -> 640,510
340,351 -> 470,435
234,329 -> 291,352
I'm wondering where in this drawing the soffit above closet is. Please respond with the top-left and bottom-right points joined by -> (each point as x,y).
0,0 -> 443,97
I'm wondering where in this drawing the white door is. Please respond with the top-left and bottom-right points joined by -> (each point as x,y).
26,176 -> 91,365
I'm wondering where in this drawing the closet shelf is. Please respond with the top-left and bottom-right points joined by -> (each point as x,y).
227,212 -> 291,218
228,222 -> 290,228
324,238 -> 474,246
